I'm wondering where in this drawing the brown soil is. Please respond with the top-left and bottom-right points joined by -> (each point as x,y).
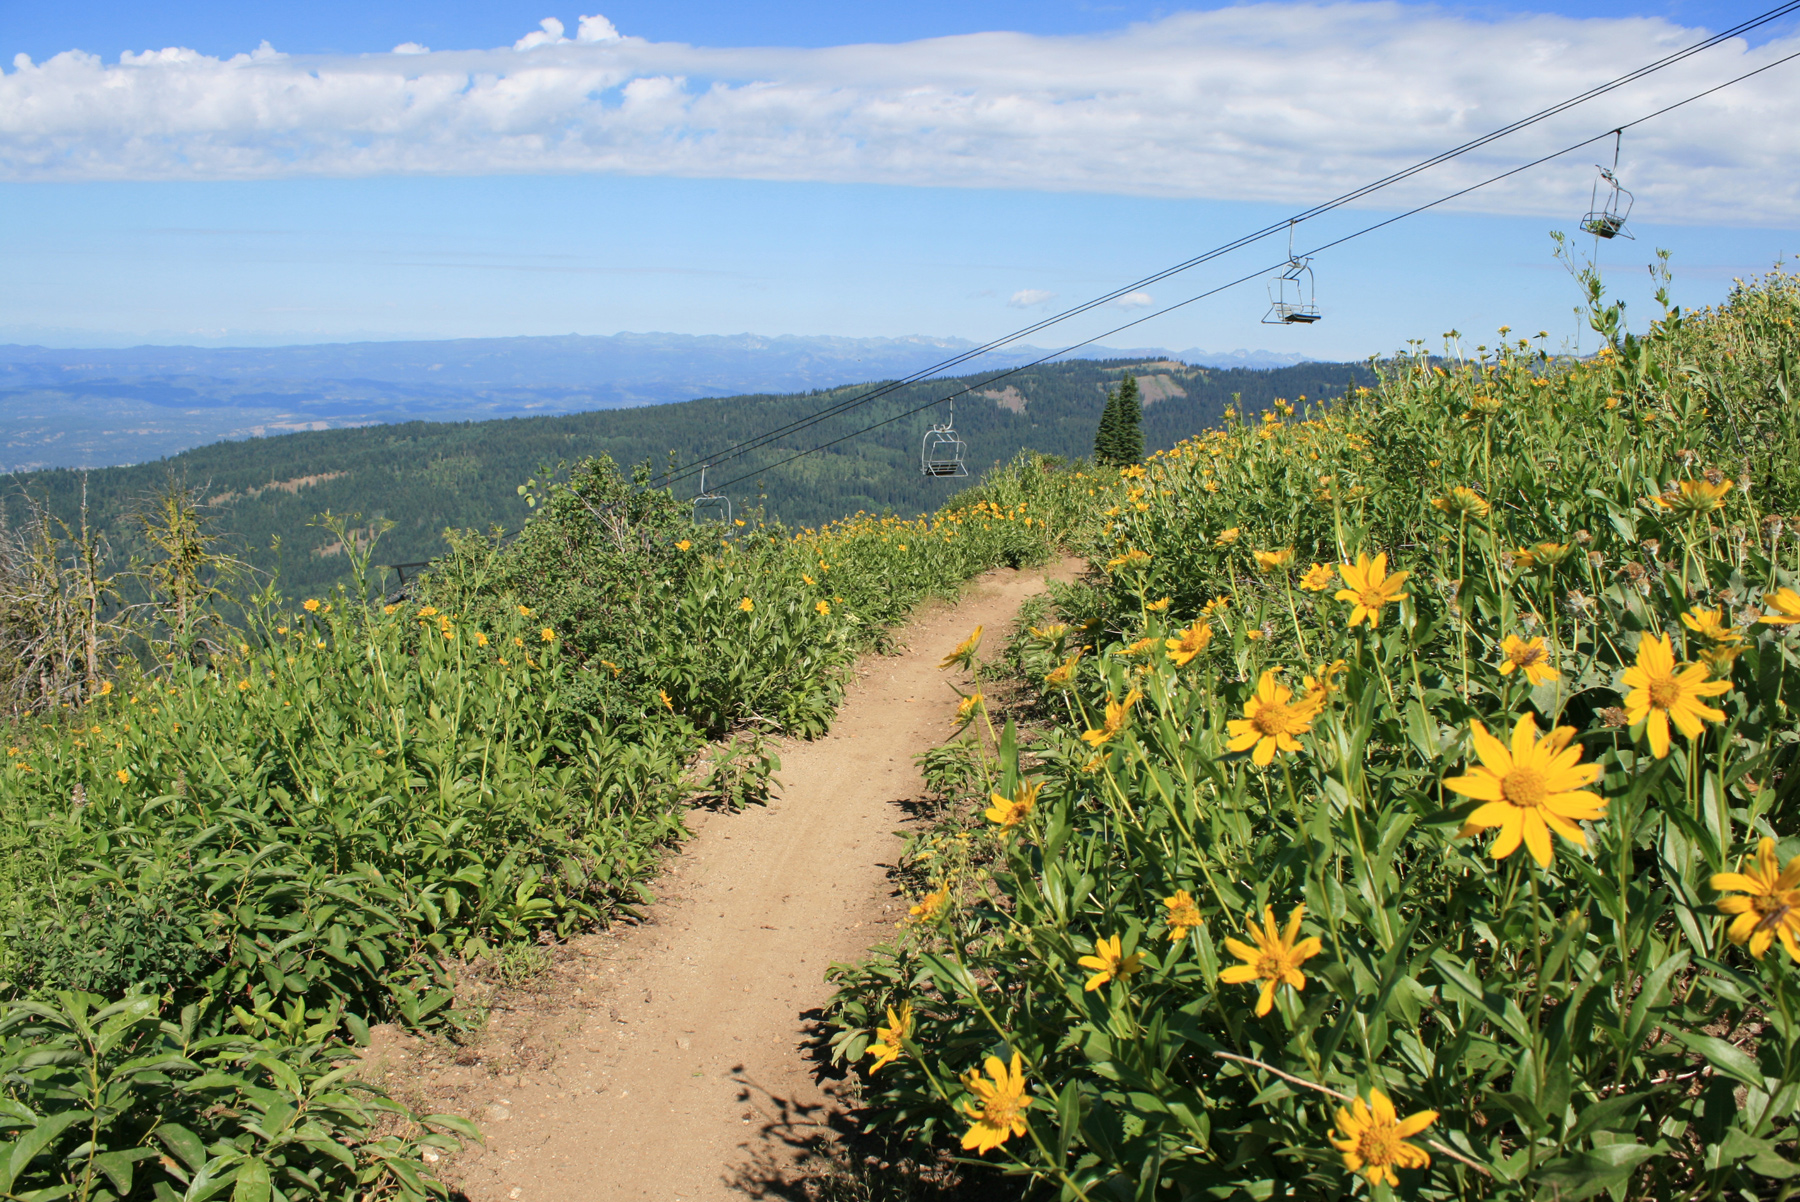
365,559 -> 1078,1201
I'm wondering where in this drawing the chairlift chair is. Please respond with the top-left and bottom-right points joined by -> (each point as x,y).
692,464 -> 734,533
1262,223 -> 1321,325
921,400 -> 969,478
1581,131 -> 1635,241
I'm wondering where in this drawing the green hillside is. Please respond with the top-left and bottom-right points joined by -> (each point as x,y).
3,357 -> 1367,595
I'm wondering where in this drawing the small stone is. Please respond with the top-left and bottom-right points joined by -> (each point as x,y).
509,1190 -> 522,1200
486,1104 -> 512,1122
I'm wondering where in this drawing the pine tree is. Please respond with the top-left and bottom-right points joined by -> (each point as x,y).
1093,389 -> 1122,464
1116,374 -> 1143,464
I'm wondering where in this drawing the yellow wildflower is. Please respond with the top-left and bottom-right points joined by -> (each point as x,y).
960,1052 -> 1030,1154
940,626 -> 983,670
302,598 -> 320,612
1162,890 -> 1202,941
1712,838 -> 1800,960
659,689 -> 673,711
1330,1089 -> 1437,1188
985,781 -> 1041,831
1299,563 -> 1336,592
1761,588 -> 1800,627
1081,689 -> 1141,747
866,1001 -> 913,1073
909,888 -> 948,922
1077,934 -> 1144,992
1253,546 -> 1295,572
1043,651 -> 1083,690
1028,623 -> 1068,641
676,539 -> 692,551
99,680 -> 113,696
1683,606 -> 1744,644
540,627 -> 555,642
1498,635 -> 1560,686
738,597 -> 754,612
1225,672 -> 1315,766
475,631 -> 489,647
1335,552 -> 1409,628
1146,596 -> 1171,612
238,679 -> 250,692
1105,548 -> 1152,572
956,692 -> 984,723
1445,714 -> 1604,867
382,604 -> 398,615
1620,632 -> 1731,758
803,574 -> 815,585
815,600 -> 831,615
1220,904 -> 1321,1016
1655,477 -> 1732,517
517,605 -> 533,617
1165,622 -> 1213,666
1430,487 -> 1491,520
1215,527 -> 1241,546
1123,637 -> 1158,659
418,606 -> 438,617
116,768 -> 130,784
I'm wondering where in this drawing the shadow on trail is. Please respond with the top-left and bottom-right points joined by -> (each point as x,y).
720,1018 -> 1016,1201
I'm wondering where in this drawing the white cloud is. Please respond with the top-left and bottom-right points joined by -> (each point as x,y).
3,5 -> 1798,225
577,14 -> 623,44
513,17 -> 567,52
1010,289 -> 1058,308
392,43 -> 430,56
1115,291 -> 1155,309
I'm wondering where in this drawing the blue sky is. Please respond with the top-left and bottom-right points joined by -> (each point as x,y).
2,0 -> 1796,359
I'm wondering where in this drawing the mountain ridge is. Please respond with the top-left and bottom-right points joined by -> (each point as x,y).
1,332 -> 1321,471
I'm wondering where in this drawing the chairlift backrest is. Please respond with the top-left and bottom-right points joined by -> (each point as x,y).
1263,255 -> 1320,325
692,465 -> 734,533
922,402 -> 969,478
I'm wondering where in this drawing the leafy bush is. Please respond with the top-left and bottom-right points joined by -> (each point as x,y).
2,446 -> 1066,1201
0,991 -> 473,1201
829,270 -> 1800,1198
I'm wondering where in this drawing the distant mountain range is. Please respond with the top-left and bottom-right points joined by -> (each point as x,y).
0,332 -> 1317,471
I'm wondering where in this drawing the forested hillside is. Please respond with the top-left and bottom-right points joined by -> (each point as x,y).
4,356 -> 1367,595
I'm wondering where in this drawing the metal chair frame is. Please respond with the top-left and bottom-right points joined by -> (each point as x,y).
1262,223 -> 1321,325
1581,130 -> 1635,241
921,400 -> 969,478
692,464 -> 733,533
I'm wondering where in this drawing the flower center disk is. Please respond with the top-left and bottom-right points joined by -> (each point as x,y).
1501,766 -> 1548,808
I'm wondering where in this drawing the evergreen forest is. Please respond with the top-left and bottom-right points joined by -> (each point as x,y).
3,357 -> 1367,596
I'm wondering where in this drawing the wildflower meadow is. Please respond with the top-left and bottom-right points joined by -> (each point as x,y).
829,268 -> 1800,1199
0,456 -> 1061,1200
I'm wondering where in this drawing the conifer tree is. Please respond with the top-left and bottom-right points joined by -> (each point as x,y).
1093,389 -> 1122,464
1116,374 -> 1143,464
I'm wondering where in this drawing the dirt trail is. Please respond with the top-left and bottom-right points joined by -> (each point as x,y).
439,560 -> 1076,1201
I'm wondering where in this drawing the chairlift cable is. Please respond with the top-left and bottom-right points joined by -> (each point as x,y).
644,0 -> 1800,493
702,45 -> 1800,497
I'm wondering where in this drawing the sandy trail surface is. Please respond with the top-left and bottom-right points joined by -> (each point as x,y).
437,560 -> 1075,1201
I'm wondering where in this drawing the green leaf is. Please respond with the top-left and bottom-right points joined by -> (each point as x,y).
92,1147 -> 161,1195
4,1110 -> 91,1195
1531,1141 -> 1665,1201
230,1157 -> 271,1202
1672,1030 -> 1764,1089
